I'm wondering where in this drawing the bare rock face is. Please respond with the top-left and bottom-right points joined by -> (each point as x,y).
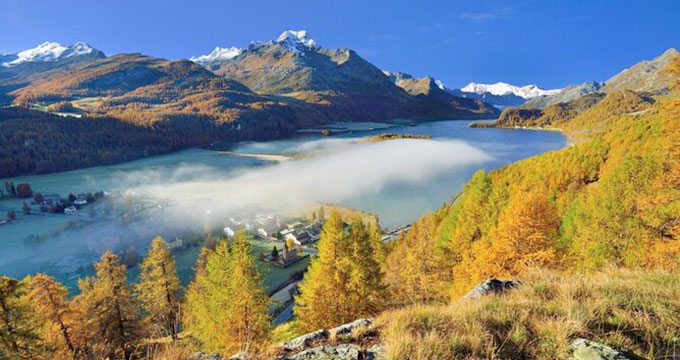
568,338 -> 633,360
283,329 -> 330,351
329,318 -> 372,337
282,344 -> 361,360
462,279 -> 521,299
190,352 -> 222,360
274,318 -> 383,360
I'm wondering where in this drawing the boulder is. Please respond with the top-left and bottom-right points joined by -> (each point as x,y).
365,344 -> 386,360
568,338 -> 632,360
284,344 -> 361,360
462,279 -> 521,299
283,329 -> 329,351
329,318 -> 372,337
190,352 -> 222,360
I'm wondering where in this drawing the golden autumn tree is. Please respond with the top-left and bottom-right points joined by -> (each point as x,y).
22,274 -> 85,360
73,251 -> 145,360
184,229 -> 270,355
183,242 -> 229,353
295,211 -> 353,332
136,237 -> 182,340
222,229 -> 271,354
346,217 -> 387,317
0,276 -> 40,359
384,213 -> 449,305
452,189 -> 560,297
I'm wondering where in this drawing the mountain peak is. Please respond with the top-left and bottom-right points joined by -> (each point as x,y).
276,30 -> 316,48
2,41 -> 100,68
190,46 -> 242,65
274,30 -> 317,54
461,82 -> 561,99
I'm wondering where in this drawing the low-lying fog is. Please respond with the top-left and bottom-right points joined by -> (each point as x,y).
133,138 -> 493,224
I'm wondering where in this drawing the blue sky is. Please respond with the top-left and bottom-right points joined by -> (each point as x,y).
1,0 -> 678,89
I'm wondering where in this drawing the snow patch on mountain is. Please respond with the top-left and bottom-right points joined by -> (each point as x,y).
190,46 -> 242,65
275,30 -> 317,54
461,82 -> 561,99
2,42 -> 96,67
434,79 -> 445,90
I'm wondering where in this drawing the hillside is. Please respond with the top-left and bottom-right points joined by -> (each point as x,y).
603,47 -> 679,93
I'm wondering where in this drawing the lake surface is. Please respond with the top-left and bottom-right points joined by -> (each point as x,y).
0,119 -> 566,291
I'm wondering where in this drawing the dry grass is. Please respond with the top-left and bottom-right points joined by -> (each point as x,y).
145,342 -> 197,360
375,268 -> 680,359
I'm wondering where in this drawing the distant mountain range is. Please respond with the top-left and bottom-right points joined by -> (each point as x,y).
483,47 -> 678,132
522,48 -> 679,109
0,31 -> 500,177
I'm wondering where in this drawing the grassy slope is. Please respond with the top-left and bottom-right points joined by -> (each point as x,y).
376,268 -> 680,359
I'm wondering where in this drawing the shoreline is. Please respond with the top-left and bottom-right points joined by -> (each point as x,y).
469,121 -> 573,146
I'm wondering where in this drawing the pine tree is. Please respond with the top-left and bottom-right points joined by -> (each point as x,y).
73,252 -> 144,360
0,276 -> 40,360
136,237 -> 182,340
185,229 -> 270,355
22,274 -> 85,360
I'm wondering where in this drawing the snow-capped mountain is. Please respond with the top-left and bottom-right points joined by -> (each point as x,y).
190,30 -> 318,65
461,82 -> 561,99
275,30 -> 316,51
189,46 -> 242,65
2,42 -> 101,67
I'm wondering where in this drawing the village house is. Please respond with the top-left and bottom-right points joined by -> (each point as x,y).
223,227 -> 235,238
164,238 -> 184,251
41,193 -> 61,206
305,223 -> 322,242
286,221 -> 304,230
285,228 -> 312,246
257,228 -> 270,238
74,193 -> 88,206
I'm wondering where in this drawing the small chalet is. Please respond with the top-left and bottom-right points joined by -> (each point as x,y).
41,193 -> 61,206
223,227 -> 235,238
165,238 -> 184,251
74,193 -> 88,206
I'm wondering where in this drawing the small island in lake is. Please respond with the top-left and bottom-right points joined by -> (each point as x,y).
364,133 -> 432,142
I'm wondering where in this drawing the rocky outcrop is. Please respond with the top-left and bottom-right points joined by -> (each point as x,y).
281,344 -> 361,360
328,318 -> 372,337
224,318 -> 382,360
568,338 -> 633,360
283,329 -> 330,351
190,352 -> 222,360
463,279 -> 521,299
